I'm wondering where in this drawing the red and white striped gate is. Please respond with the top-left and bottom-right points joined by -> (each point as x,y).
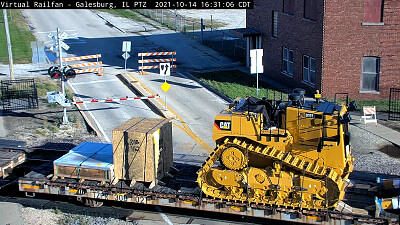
138,52 -> 176,75
72,94 -> 160,105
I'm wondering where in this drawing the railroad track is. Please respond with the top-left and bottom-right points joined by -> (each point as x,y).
1,147 -> 398,224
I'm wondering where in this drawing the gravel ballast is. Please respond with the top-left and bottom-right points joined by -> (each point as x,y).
21,207 -> 136,225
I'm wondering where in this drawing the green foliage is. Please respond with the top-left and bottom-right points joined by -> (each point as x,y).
36,78 -> 74,103
48,123 -> 59,133
33,128 -> 47,136
192,70 -> 287,100
36,79 -> 60,98
355,100 -> 390,112
47,102 -> 59,108
52,209 -> 62,215
0,10 -> 36,64
99,9 -> 150,24
43,120 -> 59,133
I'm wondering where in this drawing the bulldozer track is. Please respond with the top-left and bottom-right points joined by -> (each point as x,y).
198,136 -> 347,210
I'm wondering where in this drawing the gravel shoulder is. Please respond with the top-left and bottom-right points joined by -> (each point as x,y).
3,99 -> 102,149
350,124 -> 400,176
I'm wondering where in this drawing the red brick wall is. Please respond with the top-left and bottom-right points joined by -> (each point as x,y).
322,0 -> 400,100
247,0 -> 324,96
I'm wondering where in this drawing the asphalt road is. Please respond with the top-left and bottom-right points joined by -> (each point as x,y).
21,9 -> 161,142
21,9 -> 231,157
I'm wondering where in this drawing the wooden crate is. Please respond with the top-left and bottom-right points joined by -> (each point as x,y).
0,150 -> 26,178
112,117 -> 172,183
54,164 -> 114,182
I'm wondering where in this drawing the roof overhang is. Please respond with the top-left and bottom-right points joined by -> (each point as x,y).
230,28 -> 262,38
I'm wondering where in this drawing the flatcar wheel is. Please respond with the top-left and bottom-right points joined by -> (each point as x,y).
84,198 -> 103,207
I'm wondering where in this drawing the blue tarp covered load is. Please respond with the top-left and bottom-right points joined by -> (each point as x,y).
53,142 -> 114,182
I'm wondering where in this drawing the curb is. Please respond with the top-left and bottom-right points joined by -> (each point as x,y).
74,103 -> 104,141
94,11 -> 125,33
116,73 -> 176,119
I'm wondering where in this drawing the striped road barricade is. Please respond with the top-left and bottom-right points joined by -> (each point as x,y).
62,54 -> 103,76
362,106 -> 377,125
138,52 -> 176,75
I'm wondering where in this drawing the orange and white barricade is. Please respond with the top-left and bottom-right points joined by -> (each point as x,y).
62,54 -> 103,76
138,52 -> 176,75
362,106 -> 377,125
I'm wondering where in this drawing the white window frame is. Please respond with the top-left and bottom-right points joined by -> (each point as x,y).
282,47 -> 294,77
272,11 -> 278,38
361,57 -> 380,92
302,55 -> 316,85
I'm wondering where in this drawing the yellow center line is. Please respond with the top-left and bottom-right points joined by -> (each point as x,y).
172,122 -> 213,153
128,73 -> 214,153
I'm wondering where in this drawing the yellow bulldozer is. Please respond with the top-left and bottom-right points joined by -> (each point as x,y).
197,89 -> 354,210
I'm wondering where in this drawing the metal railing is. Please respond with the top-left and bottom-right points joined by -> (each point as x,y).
389,88 -> 400,121
135,9 -> 247,63
0,79 -> 38,112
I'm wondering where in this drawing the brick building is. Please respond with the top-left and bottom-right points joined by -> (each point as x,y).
245,0 -> 400,100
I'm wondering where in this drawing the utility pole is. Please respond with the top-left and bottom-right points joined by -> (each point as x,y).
3,9 -> 14,80
57,27 -> 68,125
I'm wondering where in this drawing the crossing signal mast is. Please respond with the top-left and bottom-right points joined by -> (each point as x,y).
47,27 -> 75,125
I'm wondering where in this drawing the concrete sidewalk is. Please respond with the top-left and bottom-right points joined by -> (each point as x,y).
351,113 -> 400,147
0,202 -> 23,225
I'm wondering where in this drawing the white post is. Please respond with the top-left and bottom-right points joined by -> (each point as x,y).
256,52 -> 259,97
141,55 -> 144,74
3,9 -> 14,80
164,75 -> 167,111
124,50 -> 127,74
96,54 -> 99,72
171,53 -> 174,72
57,27 -> 68,125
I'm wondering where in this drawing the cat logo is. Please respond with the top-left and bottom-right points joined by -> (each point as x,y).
214,120 -> 231,131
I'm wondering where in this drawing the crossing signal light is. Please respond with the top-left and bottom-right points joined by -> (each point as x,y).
63,66 -> 76,79
48,66 -> 62,80
48,66 -> 77,80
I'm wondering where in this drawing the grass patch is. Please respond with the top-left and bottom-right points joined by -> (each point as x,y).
36,78 -> 73,99
98,9 -> 152,25
0,10 -> 36,64
329,96 -> 390,112
34,128 -> 47,136
355,100 -> 389,112
192,70 -> 287,100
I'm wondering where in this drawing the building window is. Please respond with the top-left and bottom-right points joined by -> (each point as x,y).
361,57 -> 380,92
303,55 -> 316,85
283,0 -> 294,15
304,0 -> 317,21
363,0 -> 383,23
272,11 -> 278,37
283,48 -> 294,76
